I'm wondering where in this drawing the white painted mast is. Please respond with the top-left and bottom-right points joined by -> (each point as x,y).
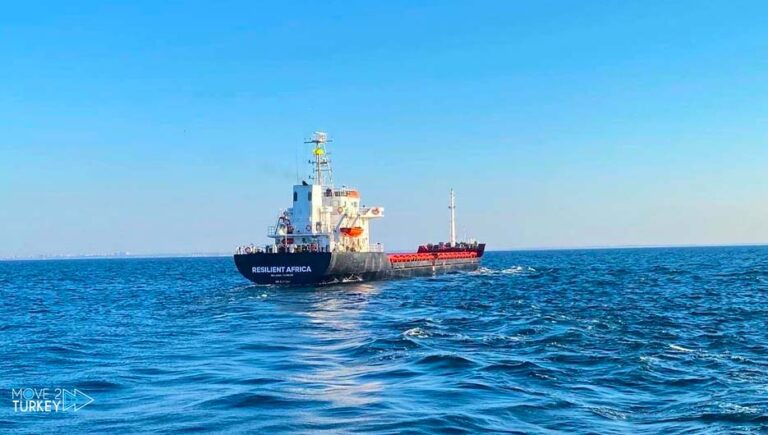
449,188 -> 456,247
305,131 -> 332,186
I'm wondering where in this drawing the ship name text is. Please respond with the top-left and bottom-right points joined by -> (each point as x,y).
252,266 -> 312,274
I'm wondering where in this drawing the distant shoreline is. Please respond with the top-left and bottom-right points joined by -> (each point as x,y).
495,243 -> 768,252
0,253 -> 232,262
2,243 -> 766,262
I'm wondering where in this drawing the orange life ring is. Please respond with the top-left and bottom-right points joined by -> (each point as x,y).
372,208 -> 380,216
337,207 -> 344,214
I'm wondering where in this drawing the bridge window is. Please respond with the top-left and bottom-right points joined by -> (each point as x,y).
293,192 -> 297,202
308,192 -> 312,201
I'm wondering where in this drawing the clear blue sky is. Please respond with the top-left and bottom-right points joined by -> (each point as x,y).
2,1 -> 767,257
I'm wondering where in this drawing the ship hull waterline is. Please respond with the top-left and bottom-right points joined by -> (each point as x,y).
233,252 -> 482,286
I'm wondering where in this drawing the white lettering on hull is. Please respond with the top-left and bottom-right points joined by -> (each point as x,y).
252,266 -> 313,274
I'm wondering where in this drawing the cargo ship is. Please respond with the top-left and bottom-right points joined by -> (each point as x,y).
234,132 -> 485,285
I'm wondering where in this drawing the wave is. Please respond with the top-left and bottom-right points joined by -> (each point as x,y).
403,327 -> 431,338
416,353 -> 477,369
668,344 -> 695,353
471,265 -> 537,276
198,392 -> 300,410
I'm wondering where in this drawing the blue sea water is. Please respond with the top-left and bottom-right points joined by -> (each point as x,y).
1,247 -> 767,433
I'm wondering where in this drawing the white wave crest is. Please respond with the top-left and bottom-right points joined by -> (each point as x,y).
403,327 -> 430,338
669,344 -> 694,353
471,266 -> 536,276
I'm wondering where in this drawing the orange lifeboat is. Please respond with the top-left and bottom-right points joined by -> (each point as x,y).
340,227 -> 364,237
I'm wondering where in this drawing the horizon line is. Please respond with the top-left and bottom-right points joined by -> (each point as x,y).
2,242 -> 766,262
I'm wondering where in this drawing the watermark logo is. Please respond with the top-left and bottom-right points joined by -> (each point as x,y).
11,388 -> 94,413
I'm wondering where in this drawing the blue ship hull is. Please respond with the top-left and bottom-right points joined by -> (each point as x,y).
234,251 -> 482,286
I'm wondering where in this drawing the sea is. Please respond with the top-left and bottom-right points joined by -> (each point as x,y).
1,247 -> 767,433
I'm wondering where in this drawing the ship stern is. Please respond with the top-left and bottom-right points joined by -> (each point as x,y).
234,252 -> 333,285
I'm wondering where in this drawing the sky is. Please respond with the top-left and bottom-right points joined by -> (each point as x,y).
1,1 -> 767,257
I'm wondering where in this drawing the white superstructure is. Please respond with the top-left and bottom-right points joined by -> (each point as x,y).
266,132 -> 385,253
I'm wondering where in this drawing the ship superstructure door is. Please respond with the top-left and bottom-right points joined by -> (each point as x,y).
291,184 -> 325,245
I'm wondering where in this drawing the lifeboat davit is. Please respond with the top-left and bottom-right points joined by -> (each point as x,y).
340,227 -> 364,237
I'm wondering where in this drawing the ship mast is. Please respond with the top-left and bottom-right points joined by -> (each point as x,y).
449,189 -> 456,247
305,131 -> 332,186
